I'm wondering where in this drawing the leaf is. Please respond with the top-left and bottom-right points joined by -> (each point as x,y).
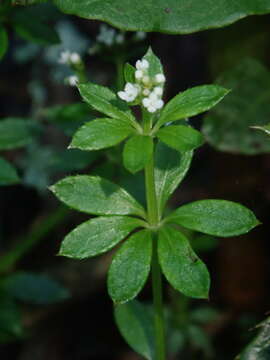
123,135 -> 153,173
154,142 -> 193,217
51,175 -> 145,217
157,85 -> 229,127
60,216 -> 141,259
0,295 -> 23,343
251,123 -> 270,136
3,272 -> 69,305
70,118 -> 132,151
124,63 -> 136,83
108,230 -> 152,303
0,157 -> 19,186
78,82 -> 135,125
0,118 -> 32,150
114,300 -> 155,360
52,0 -> 270,34
143,47 -> 163,78
157,125 -> 204,152
202,59 -> 270,154
0,25 -> 8,60
158,225 -> 210,299
168,199 -> 260,237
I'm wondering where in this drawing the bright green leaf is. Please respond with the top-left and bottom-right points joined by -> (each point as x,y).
70,118 -> 133,151
252,123 -> 270,137
108,230 -> 152,303
51,175 -> 145,217
143,47 -> 163,78
157,85 -> 229,127
158,225 -> 210,299
154,142 -> 193,217
60,216 -> 141,259
124,63 -> 136,83
53,0 -> 270,34
168,199 -> 260,237
0,157 -> 19,186
0,118 -> 32,150
0,25 -> 8,60
123,135 -> 153,173
157,125 -> 204,152
114,300 -> 155,360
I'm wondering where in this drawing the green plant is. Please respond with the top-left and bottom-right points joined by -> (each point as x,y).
51,48 -> 260,359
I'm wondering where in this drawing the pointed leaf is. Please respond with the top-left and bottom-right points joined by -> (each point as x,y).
70,118 -> 133,150
252,123 -> 270,136
0,25 -> 8,60
114,300 -> 155,360
123,135 -> 153,173
143,47 -> 163,78
158,225 -> 210,299
157,85 -> 229,127
168,199 -> 259,237
0,157 -> 20,186
60,216 -> 141,259
108,230 -> 152,303
51,175 -> 146,217
0,118 -> 32,150
124,63 -> 136,83
154,142 -> 193,216
157,125 -> 204,152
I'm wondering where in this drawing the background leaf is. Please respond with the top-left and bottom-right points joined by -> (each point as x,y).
0,157 -> 20,186
0,118 -> 33,150
0,25 -> 8,59
123,135 -> 153,173
252,123 -> 270,136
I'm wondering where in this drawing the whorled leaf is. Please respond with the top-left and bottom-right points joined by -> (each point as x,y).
0,118 -> 33,150
123,135 -> 153,173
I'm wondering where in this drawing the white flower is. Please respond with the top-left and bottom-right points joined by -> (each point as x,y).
155,73 -> 166,83
153,86 -> 163,96
135,31 -> 146,41
142,92 -> 164,113
142,75 -> 150,85
97,24 -> 116,46
135,70 -> 143,80
143,89 -> 150,96
70,52 -> 81,64
115,33 -> 124,44
136,59 -> 149,71
58,50 -> 71,64
67,75 -> 79,86
118,83 -> 140,102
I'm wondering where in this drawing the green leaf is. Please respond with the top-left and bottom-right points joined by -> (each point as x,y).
114,300 -> 155,360
157,125 -> 204,152
202,59 -> 270,154
154,142 -> 193,217
0,295 -> 23,343
123,135 -> 153,173
60,216 -> 141,259
168,199 -> 260,237
51,175 -> 145,217
78,82 -> 135,125
108,230 -> 152,303
0,118 -> 32,150
70,118 -> 133,151
124,63 -> 136,83
157,85 -> 229,127
52,0 -> 270,34
3,272 -> 69,305
252,123 -> 270,136
0,25 -> 8,60
143,47 -> 163,78
158,225 -> 210,299
0,157 -> 19,186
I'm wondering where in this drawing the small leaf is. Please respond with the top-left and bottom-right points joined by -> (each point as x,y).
51,175 -> 145,217
158,225 -> 210,299
70,118 -> 133,150
143,47 -> 164,78
154,142 -> 193,217
0,157 -> 20,186
0,118 -> 32,150
168,199 -> 260,237
114,300 -> 155,360
251,123 -> 270,136
157,85 -> 229,127
123,135 -> 153,173
157,125 -> 204,152
0,25 -> 8,60
124,63 -> 136,83
108,230 -> 152,303
78,82 -> 135,125
60,216 -> 141,259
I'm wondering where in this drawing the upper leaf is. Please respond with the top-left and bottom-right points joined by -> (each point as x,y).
108,229 -> 152,303
0,157 -> 19,186
53,0 -> 270,34
59,216 -> 141,259
78,82 -> 135,125
158,225 -> 210,299
70,118 -> 133,151
143,47 -> 164,78
124,63 -> 136,83
50,175 -> 146,217
123,135 -> 153,173
167,199 -> 260,237
0,25 -> 8,60
154,142 -> 193,218
0,118 -> 32,150
157,85 -> 229,127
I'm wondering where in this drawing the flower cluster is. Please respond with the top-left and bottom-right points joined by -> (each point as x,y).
58,50 -> 81,65
117,58 -> 165,113
66,75 -> 79,87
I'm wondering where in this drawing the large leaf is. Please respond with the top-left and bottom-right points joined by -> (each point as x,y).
70,118 -> 133,151
0,157 -> 19,186
158,225 -> 210,299
53,0 -> 270,34
123,135 -> 153,173
0,118 -> 32,150
203,58 -> 270,154
115,300 -> 155,360
59,216 -> 141,259
168,199 -> 259,237
0,25 -> 8,60
154,142 -> 193,217
156,85 -> 229,128
51,175 -> 145,217
108,230 -> 152,303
